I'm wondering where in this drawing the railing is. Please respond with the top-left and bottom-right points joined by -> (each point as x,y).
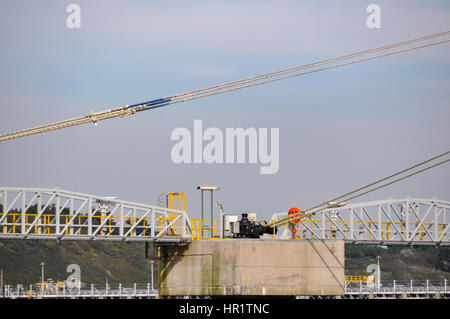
289,219 -> 449,242
0,187 -> 192,243
346,275 -> 369,282
0,283 -> 157,299
1,190 -> 449,246
344,279 -> 448,297
1,280 -> 447,298
272,198 -> 450,245
190,218 -> 221,239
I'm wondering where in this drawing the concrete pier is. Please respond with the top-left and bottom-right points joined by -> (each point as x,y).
159,239 -> 345,296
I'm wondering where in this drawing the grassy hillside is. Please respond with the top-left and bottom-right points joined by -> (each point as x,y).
345,244 -> 449,281
0,240 -> 448,285
0,240 -> 150,285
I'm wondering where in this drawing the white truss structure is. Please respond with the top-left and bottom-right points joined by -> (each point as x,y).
273,197 -> 450,246
1,187 -> 449,246
0,187 -> 192,244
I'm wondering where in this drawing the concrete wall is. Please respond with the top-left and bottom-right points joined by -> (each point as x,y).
160,239 -> 344,296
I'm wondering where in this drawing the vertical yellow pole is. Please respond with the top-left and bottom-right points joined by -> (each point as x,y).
157,246 -> 161,299
400,222 -> 403,240
130,217 -> 133,236
143,219 -> 146,236
168,195 -> 173,222
330,221 -> 334,239
158,217 -> 161,236
196,219 -> 200,239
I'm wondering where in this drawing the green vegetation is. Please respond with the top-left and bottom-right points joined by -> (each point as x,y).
0,240 -> 448,285
345,244 -> 449,281
0,240 -> 150,285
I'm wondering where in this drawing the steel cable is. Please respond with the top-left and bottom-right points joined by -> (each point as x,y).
164,31 -> 450,102
1,31 -> 449,142
267,152 -> 450,228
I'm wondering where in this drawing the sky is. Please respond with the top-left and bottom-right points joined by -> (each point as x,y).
0,0 -> 449,220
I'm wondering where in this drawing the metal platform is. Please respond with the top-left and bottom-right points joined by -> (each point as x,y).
0,187 -> 192,244
1,187 -> 449,246
273,198 -> 450,246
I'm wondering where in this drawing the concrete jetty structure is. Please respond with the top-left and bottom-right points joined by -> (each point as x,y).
159,239 -> 345,296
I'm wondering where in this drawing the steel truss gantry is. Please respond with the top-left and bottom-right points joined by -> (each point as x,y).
0,187 -> 192,244
274,198 -> 450,246
1,187 -> 449,246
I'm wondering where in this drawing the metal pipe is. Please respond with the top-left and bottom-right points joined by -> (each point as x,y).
40,262 -> 45,297
211,191 -> 213,238
201,191 -> 204,237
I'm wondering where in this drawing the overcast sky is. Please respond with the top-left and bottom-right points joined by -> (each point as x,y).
0,1 -> 449,220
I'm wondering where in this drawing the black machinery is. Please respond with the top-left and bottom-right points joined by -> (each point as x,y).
232,213 -> 276,238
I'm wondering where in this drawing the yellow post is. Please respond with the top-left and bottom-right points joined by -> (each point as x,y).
143,218 -> 146,236
130,217 -> 133,236
400,222 -> 403,240
330,221 -> 334,239
387,222 -> 390,240
157,245 -> 161,299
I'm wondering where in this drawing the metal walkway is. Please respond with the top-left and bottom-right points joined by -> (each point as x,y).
1,187 -> 449,245
0,187 -> 192,244
273,198 -> 450,246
